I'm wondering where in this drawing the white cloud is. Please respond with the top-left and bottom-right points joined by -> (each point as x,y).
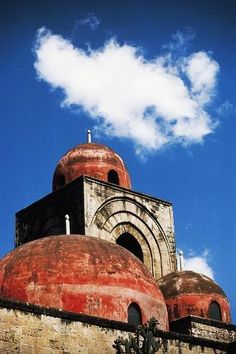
182,249 -> 214,279
184,52 -> 219,105
34,28 -> 220,154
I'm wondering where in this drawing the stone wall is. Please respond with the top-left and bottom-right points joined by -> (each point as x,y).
84,177 -> 176,278
0,305 -> 131,354
15,177 -> 85,247
170,316 -> 236,343
191,320 -> 236,342
0,299 -> 231,354
15,175 -> 176,279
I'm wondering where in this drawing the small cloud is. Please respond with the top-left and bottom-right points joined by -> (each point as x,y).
182,249 -> 214,279
183,51 -> 219,105
184,223 -> 192,230
162,29 -> 195,53
216,100 -> 236,116
76,13 -> 100,31
33,28 -> 220,155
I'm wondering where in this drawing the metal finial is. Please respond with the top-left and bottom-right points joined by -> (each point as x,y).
65,214 -> 71,235
87,129 -> 92,143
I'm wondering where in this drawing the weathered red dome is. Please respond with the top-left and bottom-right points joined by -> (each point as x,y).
158,271 -> 231,323
52,143 -> 131,191
0,235 -> 168,329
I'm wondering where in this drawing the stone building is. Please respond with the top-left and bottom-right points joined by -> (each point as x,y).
0,133 -> 235,353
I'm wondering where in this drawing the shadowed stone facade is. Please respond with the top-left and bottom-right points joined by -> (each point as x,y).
16,176 -> 176,278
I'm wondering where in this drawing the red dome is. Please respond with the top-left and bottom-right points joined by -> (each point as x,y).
52,143 -> 131,191
158,271 -> 231,323
0,235 -> 168,329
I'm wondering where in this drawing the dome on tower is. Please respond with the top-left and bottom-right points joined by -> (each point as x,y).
0,235 -> 168,329
158,271 -> 231,323
52,143 -> 131,191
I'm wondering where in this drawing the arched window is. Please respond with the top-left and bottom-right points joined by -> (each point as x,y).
128,303 -> 142,326
108,170 -> 119,185
209,301 -> 222,321
116,233 -> 143,262
56,174 -> 66,188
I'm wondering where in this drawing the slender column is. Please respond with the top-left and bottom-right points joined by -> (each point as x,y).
179,250 -> 184,271
87,130 -> 92,143
65,214 -> 71,235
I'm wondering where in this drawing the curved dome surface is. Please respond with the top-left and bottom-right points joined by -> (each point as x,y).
158,271 -> 231,323
52,143 -> 131,191
0,235 -> 168,329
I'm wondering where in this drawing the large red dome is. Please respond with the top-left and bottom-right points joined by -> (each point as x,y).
52,143 -> 131,191
0,235 -> 168,329
158,271 -> 231,323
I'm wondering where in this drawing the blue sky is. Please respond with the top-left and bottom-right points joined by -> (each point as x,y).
1,0 -> 236,321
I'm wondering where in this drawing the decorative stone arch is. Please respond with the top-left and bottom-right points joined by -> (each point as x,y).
87,196 -> 174,278
110,222 -> 153,274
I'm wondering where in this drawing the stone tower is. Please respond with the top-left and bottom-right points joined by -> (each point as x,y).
16,137 -> 176,279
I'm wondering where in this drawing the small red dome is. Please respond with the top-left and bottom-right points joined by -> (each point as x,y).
0,235 -> 168,329
52,143 -> 131,191
158,271 -> 231,323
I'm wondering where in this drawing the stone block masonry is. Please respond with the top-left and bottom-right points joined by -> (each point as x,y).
16,175 -> 176,279
170,315 -> 236,343
0,298 -> 232,354
84,176 -> 176,278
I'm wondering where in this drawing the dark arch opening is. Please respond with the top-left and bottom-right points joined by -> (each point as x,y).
128,303 -> 142,326
116,233 -> 144,262
56,174 -> 66,188
108,169 -> 119,185
209,301 -> 222,321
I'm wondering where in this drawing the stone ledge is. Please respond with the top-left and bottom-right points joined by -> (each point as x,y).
16,175 -> 172,218
156,329 -> 229,350
0,297 -> 135,333
170,315 -> 236,332
84,175 -> 173,206
0,297 -> 232,351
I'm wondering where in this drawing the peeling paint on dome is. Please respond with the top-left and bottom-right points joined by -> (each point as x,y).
0,235 -> 168,329
52,143 -> 131,191
158,271 -> 231,323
